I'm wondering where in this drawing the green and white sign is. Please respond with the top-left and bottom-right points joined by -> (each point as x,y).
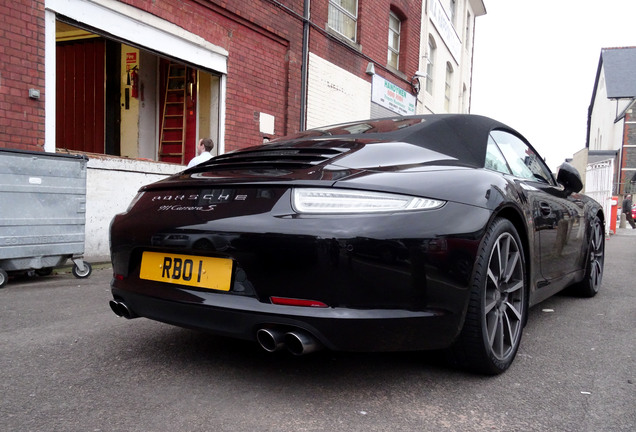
372,75 -> 416,116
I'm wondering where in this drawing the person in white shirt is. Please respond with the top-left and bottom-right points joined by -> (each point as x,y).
187,138 -> 214,168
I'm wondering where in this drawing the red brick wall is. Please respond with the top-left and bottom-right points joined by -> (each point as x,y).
0,0 -> 421,154
309,0 -> 421,95
0,0 -> 46,151
621,112 -> 636,193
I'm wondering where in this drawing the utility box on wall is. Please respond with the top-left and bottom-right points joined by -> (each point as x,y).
0,149 -> 92,287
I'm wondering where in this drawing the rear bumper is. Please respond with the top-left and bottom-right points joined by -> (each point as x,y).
111,286 -> 463,352
110,194 -> 490,352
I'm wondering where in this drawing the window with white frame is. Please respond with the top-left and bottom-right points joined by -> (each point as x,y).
450,0 -> 457,26
387,12 -> 401,69
426,36 -> 436,94
328,0 -> 358,42
445,62 -> 453,111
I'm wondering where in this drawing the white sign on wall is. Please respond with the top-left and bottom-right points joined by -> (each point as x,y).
371,75 -> 416,116
429,0 -> 461,62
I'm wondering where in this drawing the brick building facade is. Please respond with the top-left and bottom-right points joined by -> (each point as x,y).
620,112 -> 636,193
1,0 -> 426,156
587,47 -> 636,196
1,0 -> 47,152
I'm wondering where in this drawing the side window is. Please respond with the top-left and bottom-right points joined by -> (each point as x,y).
485,135 -> 511,174
426,36 -> 436,94
328,0 -> 358,42
490,130 -> 553,184
387,12 -> 401,69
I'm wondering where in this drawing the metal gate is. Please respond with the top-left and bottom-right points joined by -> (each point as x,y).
585,159 -> 614,235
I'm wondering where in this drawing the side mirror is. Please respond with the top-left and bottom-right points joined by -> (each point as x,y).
557,162 -> 583,195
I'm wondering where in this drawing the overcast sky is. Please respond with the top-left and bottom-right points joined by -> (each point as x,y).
470,0 -> 636,170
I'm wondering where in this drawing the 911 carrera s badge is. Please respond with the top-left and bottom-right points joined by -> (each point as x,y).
150,190 -> 249,212
157,204 -> 217,212
151,192 -> 248,203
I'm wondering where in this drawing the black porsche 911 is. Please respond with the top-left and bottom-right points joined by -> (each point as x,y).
109,114 -> 605,374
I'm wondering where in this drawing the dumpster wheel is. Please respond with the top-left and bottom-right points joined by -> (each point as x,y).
72,261 -> 92,279
0,269 -> 7,288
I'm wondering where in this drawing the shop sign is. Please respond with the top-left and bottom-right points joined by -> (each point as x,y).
371,75 -> 416,116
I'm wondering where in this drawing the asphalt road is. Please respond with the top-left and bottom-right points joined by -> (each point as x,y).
1,230 -> 634,432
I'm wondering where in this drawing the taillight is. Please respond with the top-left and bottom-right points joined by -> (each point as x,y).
270,296 -> 328,308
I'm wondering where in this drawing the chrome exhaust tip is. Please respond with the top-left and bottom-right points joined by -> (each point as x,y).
109,300 -> 136,319
109,300 -> 124,317
284,330 -> 322,355
256,328 -> 286,352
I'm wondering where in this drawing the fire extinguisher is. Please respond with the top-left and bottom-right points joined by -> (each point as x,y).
130,66 -> 139,99
187,68 -> 196,109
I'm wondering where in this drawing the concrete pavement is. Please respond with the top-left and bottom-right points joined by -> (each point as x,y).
1,226 -> 635,431
615,225 -> 636,236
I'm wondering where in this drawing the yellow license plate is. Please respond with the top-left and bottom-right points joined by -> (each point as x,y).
139,252 -> 233,291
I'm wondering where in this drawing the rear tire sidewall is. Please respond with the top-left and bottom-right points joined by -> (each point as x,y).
481,219 -> 526,373
575,215 -> 604,298
455,218 -> 527,374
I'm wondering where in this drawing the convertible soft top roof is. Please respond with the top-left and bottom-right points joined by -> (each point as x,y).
272,114 -> 520,168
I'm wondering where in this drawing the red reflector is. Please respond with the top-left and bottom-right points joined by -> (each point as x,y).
270,296 -> 328,308
114,274 -> 124,281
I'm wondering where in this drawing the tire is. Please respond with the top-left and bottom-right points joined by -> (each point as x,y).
0,269 -> 7,288
450,218 -> 527,375
571,215 -> 604,298
72,262 -> 92,279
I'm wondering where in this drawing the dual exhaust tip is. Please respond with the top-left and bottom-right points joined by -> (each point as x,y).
256,327 -> 322,356
109,300 -> 137,319
109,300 -> 320,356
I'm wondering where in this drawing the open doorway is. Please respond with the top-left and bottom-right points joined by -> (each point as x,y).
54,20 -> 221,165
157,60 -> 220,164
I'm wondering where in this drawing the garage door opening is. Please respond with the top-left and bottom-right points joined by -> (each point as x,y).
55,20 -> 221,164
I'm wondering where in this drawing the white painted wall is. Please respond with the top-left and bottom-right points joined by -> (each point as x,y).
571,147 -> 590,186
45,0 -> 228,73
84,157 -> 183,261
418,0 -> 482,114
589,66 -> 625,152
306,53 -> 371,128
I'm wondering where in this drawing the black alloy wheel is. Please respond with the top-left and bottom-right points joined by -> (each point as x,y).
572,215 -> 604,298
451,218 -> 527,375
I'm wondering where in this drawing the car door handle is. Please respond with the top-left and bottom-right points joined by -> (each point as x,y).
539,202 -> 552,216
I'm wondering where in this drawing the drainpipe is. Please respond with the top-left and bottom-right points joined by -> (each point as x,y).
299,0 -> 310,131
